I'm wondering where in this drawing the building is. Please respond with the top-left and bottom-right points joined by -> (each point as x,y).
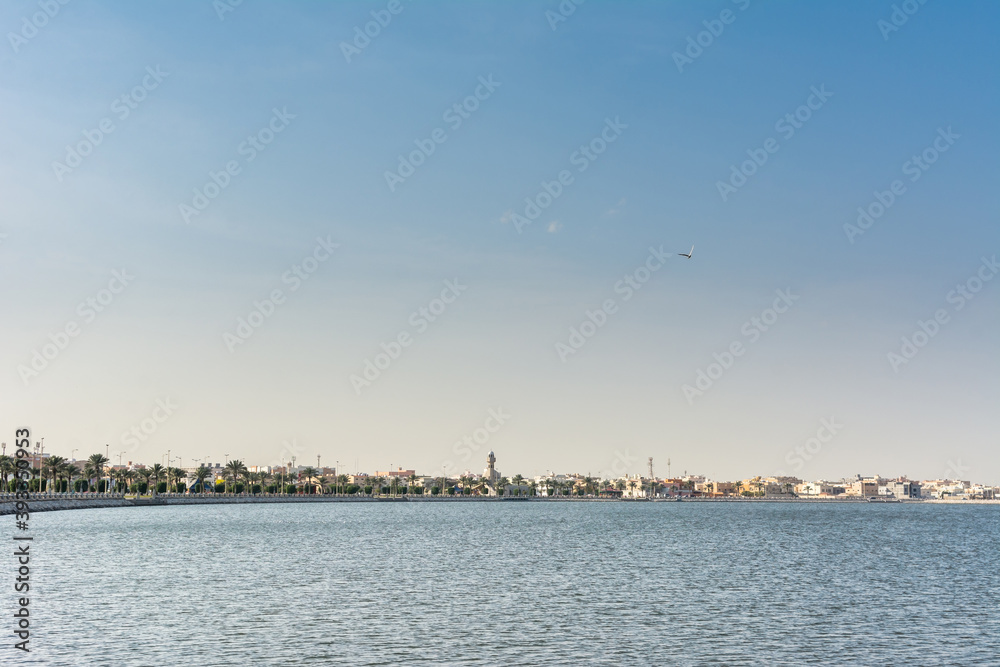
846,479 -> 880,497
881,480 -> 921,499
622,475 -> 648,498
705,481 -> 736,496
796,482 -> 845,496
483,451 -> 500,496
375,468 -> 415,479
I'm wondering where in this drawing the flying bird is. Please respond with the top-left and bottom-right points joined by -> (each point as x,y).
678,245 -> 694,259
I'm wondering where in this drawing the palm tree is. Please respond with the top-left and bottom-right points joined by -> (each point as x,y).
43,455 -> 65,493
298,466 -> 320,494
64,464 -> 80,493
87,453 -> 109,492
259,470 -> 272,494
224,460 -> 247,494
83,462 -> 97,492
0,455 -> 15,492
337,474 -> 349,496
370,475 -> 384,497
511,474 -> 524,496
135,468 -> 152,494
194,465 -> 211,494
171,467 -> 186,493
122,469 -> 136,494
528,479 -> 537,497
459,475 -> 470,496
149,463 -> 167,495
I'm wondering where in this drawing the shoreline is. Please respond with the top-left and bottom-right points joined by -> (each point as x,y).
3,493 -> 996,515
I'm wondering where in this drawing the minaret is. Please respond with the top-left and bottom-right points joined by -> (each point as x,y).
485,450 -> 499,496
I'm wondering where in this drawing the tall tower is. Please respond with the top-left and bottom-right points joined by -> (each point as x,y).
484,450 -> 500,496
648,457 -> 654,480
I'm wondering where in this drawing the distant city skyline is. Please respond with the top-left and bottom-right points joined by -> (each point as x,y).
2,1 -> 998,484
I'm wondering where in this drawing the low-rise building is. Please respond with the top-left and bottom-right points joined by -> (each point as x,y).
880,480 -> 921,498
376,468 -> 416,478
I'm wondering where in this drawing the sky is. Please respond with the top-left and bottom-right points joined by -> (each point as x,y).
1,0 -> 998,483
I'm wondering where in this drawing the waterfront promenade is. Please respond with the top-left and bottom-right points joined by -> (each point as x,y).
1,492 -> 949,515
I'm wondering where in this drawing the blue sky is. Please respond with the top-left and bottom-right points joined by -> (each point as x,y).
2,0 -> 998,482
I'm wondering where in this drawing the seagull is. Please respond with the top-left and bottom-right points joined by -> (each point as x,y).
678,245 -> 694,259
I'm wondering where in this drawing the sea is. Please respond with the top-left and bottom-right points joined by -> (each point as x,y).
9,501 -> 999,665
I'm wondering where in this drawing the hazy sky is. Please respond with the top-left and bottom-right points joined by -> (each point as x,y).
2,1 -> 998,483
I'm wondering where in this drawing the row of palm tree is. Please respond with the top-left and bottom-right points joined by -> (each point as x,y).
0,452 -> 687,499
0,452 -> 110,493
0,452 -> 200,495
